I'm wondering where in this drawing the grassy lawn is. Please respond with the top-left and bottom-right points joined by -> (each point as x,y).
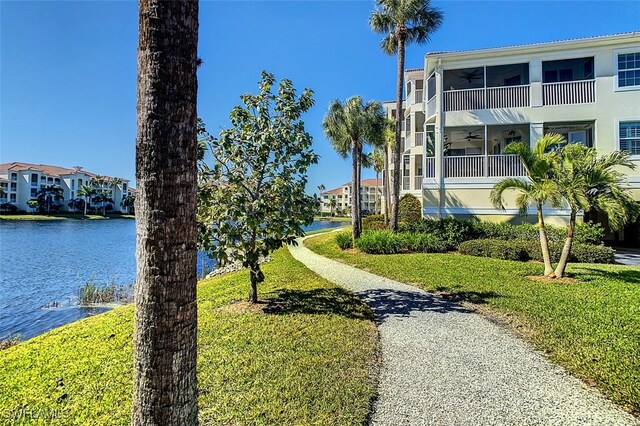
0,248 -> 377,425
0,214 -> 134,221
312,216 -> 351,222
305,232 -> 640,415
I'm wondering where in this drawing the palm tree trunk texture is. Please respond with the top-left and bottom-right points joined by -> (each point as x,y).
390,33 -> 405,233
554,210 -> 577,278
384,145 -> 390,223
356,145 -> 362,232
133,1 -> 199,425
375,171 -> 379,214
537,204 -> 554,276
351,142 -> 361,241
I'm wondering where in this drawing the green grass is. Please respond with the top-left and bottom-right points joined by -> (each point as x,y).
0,213 -> 134,221
305,232 -> 640,415
0,248 -> 377,425
312,216 -> 351,222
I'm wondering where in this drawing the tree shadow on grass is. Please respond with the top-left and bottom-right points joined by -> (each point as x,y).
574,267 -> 640,285
433,285 -> 502,305
266,288 -> 372,320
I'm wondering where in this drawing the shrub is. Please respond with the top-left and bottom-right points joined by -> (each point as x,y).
574,222 -> 605,245
398,194 -> 422,224
570,243 -> 615,264
355,231 -> 403,254
362,214 -> 386,231
397,233 -> 447,253
403,218 -> 475,250
0,202 -> 18,213
459,239 -> 530,261
335,232 -> 353,250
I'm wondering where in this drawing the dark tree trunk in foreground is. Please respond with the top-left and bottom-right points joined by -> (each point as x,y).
133,1 -> 199,425
351,142 -> 361,241
390,31 -> 406,232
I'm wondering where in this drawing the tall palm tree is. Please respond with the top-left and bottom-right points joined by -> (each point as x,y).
370,0 -> 443,232
77,184 -> 94,215
372,148 -> 385,214
329,198 -> 337,216
490,134 -> 565,276
133,1 -> 199,424
93,189 -> 113,216
323,96 -> 385,242
552,145 -> 639,278
111,177 -> 124,209
317,184 -> 326,215
381,118 -> 395,222
36,185 -> 64,213
121,194 -> 135,215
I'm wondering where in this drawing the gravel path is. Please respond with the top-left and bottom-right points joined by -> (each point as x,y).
289,237 -> 639,426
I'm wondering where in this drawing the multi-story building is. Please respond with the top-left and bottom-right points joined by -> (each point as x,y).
320,178 -> 383,216
383,31 -> 640,245
0,162 -> 132,213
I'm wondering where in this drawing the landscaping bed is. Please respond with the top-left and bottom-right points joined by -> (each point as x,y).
0,248 -> 377,425
305,231 -> 640,416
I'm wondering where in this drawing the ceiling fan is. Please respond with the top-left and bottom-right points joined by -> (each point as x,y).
465,131 -> 483,141
458,69 -> 483,83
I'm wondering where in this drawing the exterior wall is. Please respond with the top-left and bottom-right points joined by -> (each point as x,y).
320,182 -> 383,216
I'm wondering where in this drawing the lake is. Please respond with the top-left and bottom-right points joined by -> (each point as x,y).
0,218 -> 346,340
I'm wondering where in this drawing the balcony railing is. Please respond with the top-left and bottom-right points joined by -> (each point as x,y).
415,132 -> 424,146
444,155 -> 484,178
488,154 -> 527,177
542,80 -> 595,105
414,89 -> 423,104
425,157 -> 435,178
444,88 -> 485,111
426,96 -> 436,117
402,176 -> 410,190
414,175 -> 423,190
486,85 -> 529,108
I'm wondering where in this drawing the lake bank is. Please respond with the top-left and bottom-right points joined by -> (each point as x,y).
0,214 -> 135,221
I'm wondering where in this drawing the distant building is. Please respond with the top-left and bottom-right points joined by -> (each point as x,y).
320,178 -> 383,216
0,162 -> 132,213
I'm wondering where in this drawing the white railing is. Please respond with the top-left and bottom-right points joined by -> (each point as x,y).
402,176 -> 410,190
414,176 -> 423,190
444,88 -> 485,111
488,154 -> 526,177
486,85 -> 530,109
425,157 -> 436,178
542,80 -> 595,105
444,155 -> 484,178
414,89 -> 423,104
415,132 -> 424,146
426,96 -> 436,117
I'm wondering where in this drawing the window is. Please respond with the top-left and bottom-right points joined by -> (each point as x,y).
30,188 -> 37,197
10,183 -> 16,191
617,52 -> 640,88
619,121 -> 640,155
71,180 -> 75,190
10,194 -> 16,202
78,178 -> 83,186
10,173 -> 17,181
31,173 -> 38,185
542,57 -> 594,83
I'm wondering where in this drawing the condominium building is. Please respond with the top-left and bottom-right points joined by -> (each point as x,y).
320,178 -> 383,216
0,162 -> 132,213
383,31 -> 640,245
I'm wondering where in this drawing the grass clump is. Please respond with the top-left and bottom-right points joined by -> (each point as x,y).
77,279 -> 134,304
0,248 -> 377,425
0,335 -> 21,350
335,231 -> 353,249
305,232 -> 640,415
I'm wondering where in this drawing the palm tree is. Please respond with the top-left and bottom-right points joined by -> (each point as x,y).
552,145 -> 639,278
133,1 -> 199,424
93,189 -> 113,216
77,184 -> 94,216
111,177 -> 124,209
381,118 -> 394,222
36,185 -> 64,213
329,199 -> 337,216
372,148 -> 385,214
490,134 -> 565,276
317,184 -> 326,216
323,96 -> 385,242
370,0 -> 443,232
121,194 -> 135,215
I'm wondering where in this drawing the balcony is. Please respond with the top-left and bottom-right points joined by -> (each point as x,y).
443,154 -> 527,178
425,157 -> 435,178
444,155 -> 484,178
414,175 -> 423,190
403,176 -> 410,190
415,132 -> 424,146
542,80 -> 595,105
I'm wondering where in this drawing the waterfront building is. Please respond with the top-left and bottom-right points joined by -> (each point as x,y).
320,178 -> 383,216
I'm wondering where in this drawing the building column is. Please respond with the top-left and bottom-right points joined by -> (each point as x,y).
530,122 -> 544,147
434,64 -> 444,218
530,60 -> 543,107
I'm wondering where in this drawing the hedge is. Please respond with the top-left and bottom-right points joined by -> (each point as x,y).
459,239 -> 615,264
362,214 -> 386,231
354,231 -> 446,254
398,194 -> 422,224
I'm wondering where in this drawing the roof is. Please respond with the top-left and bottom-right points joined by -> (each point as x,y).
322,187 -> 344,196
405,68 -> 424,73
360,178 -> 382,187
426,31 -> 640,58
0,162 -> 127,181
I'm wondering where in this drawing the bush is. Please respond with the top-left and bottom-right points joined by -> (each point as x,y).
398,194 -> 422,224
0,202 -> 18,213
459,239 -> 615,264
355,231 -> 403,254
335,232 -> 353,250
397,233 -> 447,253
362,214 -> 386,231
402,217 -> 476,250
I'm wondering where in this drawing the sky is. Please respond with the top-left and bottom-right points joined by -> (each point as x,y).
1,1 -> 639,193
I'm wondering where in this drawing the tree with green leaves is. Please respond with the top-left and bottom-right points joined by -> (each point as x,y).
67,198 -> 84,214
93,189 -> 113,216
552,145 -> 639,278
27,199 -> 39,213
329,198 -> 337,216
370,0 -> 443,232
198,71 -> 317,303
77,184 -> 94,216
110,177 -> 123,208
490,134 -> 565,276
37,185 -> 64,213
323,96 -> 385,242
121,194 -> 135,215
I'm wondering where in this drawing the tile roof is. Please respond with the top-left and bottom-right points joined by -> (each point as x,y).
0,162 -> 127,181
426,31 -> 640,57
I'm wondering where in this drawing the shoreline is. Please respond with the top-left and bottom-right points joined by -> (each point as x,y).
0,214 -> 135,221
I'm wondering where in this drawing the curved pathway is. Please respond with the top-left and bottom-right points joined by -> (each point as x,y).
289,236 -> 639,426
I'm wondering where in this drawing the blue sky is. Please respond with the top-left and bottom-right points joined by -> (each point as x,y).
2,1 -> 639,193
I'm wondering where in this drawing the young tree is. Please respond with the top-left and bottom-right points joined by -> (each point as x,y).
552,145 -> 639,278
198,72 -> 317,303
133,1 -> 199,424
370,0 -> 443,232
77,184 -> 94,216
490,134 -> 565,276
323,96 -> 385,242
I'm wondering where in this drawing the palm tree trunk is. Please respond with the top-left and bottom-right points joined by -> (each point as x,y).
84,198 -> 88,215
384,145 -> 390,223
356,145 -> 362,232
537,203 -> 554,276
375,171 -> 379,214
351,142 -> 361,241
390,33 -> 405,233
133,1 -> 199,425
554,210 -> 577,278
